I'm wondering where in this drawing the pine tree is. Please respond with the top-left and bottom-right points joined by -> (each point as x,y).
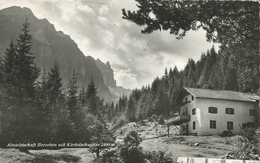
79,87 -> 87,106
0,56 -> 4,105
44,62 -> 64,142
67,70 -> 79,115
87,78 -> 97,99
15,18 -> 40,105
86,79 -> 99,115
88,121 -> 115,158
46,62 -> 64,109
3,19 -> 40,143
2,41 -> 17,106
125,97 -> 136,122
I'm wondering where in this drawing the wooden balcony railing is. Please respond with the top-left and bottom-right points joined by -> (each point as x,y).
167,115 -> 190,125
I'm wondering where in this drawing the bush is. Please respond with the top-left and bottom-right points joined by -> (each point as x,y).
120,146 -> 145,163
145,151 -> 173,163
112,117 -> 127,131
94,149 -> 123,163
241,128 -> 257,142
148,114 -> 158,122
221,130 -> 233,137
95,131 -> 174,163
123,131 -> 142,147
158,116 -> 165,125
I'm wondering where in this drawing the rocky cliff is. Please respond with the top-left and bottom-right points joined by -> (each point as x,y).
0,6 -> 130,102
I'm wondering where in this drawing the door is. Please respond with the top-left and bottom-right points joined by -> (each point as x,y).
185,124 -> 189,135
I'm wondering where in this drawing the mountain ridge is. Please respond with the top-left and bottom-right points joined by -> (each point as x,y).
0,6 -> 130,102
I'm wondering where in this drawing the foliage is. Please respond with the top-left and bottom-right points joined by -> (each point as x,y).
122,1 -> 259,47
94,149 -> 123,163
158,115 -> 165,125
96,131 -> 174,163
220,130 -> 233,137
88,121 -> 115,158
226,128 -> 260,160
0,19 -> 110,146
120,131 -> 144,163
144,151 -> 173,163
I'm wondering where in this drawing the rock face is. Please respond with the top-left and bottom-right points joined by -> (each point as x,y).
0,6 -> 130,102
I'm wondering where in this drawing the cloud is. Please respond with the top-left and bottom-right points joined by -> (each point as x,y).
115,69 -> 139,89
0,0 -> 214,89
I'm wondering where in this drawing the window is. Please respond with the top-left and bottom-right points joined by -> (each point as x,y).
193,121 -> 196,130
208,107 -> 218,114
227,122 -> 233,130
225,108 -> 234,115
250,109 -> 255,116
192,108 -> 196,115
210,120 -> 216,129
185,97 -> 188,102
191,96 -> 194,101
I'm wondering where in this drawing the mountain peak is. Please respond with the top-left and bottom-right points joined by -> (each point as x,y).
106,61 -> 111,67
0,6 -> 34,17
0,6 -> 130,102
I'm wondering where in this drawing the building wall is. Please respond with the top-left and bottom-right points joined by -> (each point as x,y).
197,98 -> 255,135
180,95 -> 256,136
180,94 -> 202,135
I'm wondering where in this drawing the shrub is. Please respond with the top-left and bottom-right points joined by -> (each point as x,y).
120,146 -> 145,163
112,117 -> 127,131
123,131 -> 142,147
241,128 -> 257,142
158,116 -> 165,125
95,131 -> 174,163
148,114 -> 158,122
94,149 -> 123,163
221,130 -> 233,137
145,151 -> 173,163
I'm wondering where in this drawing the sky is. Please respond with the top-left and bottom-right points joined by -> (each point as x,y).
0,0 -> 215,89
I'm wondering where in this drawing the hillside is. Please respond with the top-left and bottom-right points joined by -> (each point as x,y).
0,6 -> 130,102
113,121 -> 239,161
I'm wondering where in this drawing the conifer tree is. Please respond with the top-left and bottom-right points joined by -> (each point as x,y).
44,62 -> 64,141
67,70 -> 79,115
79,87 -> 87,106
87,79 -> 99,115
2,41 -> 17,106
46,62 -> 64,109
15,18 -> 40,105
125,97 -> 136,122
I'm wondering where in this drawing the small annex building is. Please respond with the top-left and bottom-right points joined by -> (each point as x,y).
168,87 -> 260,136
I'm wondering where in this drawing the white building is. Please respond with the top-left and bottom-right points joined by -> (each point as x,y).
169,87 -> 260,136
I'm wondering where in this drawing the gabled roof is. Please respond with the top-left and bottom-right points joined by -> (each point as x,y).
184,87 -> 260,102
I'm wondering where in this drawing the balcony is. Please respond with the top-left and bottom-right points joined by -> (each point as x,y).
167,115 -> 190,125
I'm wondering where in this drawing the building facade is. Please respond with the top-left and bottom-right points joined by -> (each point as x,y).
176,88 -> 260,136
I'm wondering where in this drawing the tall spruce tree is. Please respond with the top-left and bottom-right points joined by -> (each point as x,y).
15,18 -> 40,105
46,62 -> 64,109
87,79 -> 99,115
2,41 -> 17,107
1,19 -> 40,143
45,62 -> 64,141
125,97 -> 136,122
67,70 -> 79,115
79,87 -> 87,107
